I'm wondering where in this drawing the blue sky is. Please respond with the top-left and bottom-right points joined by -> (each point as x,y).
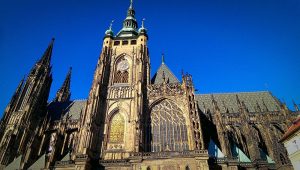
0,0 -> 299,115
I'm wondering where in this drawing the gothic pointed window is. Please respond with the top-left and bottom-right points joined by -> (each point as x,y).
149,99 -> 189,152
114,58 -> 129,84
109,113 -> 125,143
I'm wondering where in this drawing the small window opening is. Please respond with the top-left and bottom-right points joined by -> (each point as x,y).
114,41 -> 120,46
131,40 -> 137,45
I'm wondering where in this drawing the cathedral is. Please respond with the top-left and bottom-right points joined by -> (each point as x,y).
0,1 -> 299,170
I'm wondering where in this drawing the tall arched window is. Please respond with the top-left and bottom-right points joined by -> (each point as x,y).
109,113 -> 125,143
114,58 -> 129,84
149,99 -> 189,152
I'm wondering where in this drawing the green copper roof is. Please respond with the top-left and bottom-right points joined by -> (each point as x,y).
196,91 -> 281,113
4,155 -> 22,170
28,154 -> 46,170
231,144 -> 252,163
208,139 -> 225,158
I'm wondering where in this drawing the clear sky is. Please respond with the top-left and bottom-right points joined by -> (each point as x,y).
0,0 -> 299,116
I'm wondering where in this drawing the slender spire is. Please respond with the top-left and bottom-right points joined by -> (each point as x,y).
15,76 -> 25,95
38,38 -> 54,66
105,20 -> 114,36
162,53 -> 165,64
293,99 -> 299,111
109,20 -> 114,30
162,71 -> 166,83
55,67 -> 72,102
141,18 -> 145,29
6,77 -> 25,112
138,18 -> 148,35
117,0 -> 138,37
129,0 -> 133,9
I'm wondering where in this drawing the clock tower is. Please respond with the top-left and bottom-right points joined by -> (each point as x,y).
75,0 -> 150,168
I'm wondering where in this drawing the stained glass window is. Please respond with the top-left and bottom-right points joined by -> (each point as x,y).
109,113 -> 125,143
150,99 -> 189,152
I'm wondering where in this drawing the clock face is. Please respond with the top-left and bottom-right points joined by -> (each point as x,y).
117,59 -> 129,71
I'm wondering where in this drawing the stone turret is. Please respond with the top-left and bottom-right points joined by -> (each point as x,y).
55,67 -> 72,102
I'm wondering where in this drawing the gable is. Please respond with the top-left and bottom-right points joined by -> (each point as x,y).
151,63 -> 179,84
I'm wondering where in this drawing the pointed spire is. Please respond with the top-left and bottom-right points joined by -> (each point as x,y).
15,76 -> 25,95
55,67 -> 72,102
117,0 -> 138,37
38,38 -> 54,66
138,18 -> 148,35
293,99 -> 299,111
105,20 -> 114,36
162,53 -> 165,64
129,0 -> 133,9
6,77 -> 25,112
141,18 -> 145,29
162,71 -> 166,83
109,20 -> 114,30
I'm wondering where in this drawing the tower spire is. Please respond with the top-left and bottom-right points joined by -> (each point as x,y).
129,0 -> 133,9
55,67 -> 72,102
38,38 -> 54,67
105,20 -> 114,36
293,99 -> 299,111
162,53 -> 165,64
116,0 -> 138,37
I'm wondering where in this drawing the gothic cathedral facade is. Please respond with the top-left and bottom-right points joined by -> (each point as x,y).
0,1 -> 299,170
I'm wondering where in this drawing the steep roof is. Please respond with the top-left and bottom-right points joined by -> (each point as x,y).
28,154 -> 46,170
47,100 -> 86,120
4,155 -> 21,170
196,91 -> 281,114
151,63 -> 179,84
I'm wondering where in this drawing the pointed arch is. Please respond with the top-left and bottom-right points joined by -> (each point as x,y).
113,56 -> 130,84
252,125 -> 269,157
228,126 -> 250,158
108,113 -> 125,143
147,99 -> 189,152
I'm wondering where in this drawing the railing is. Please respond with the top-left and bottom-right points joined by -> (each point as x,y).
212,157 -> 276,168
107,85 -> 135,99
129,150 -> 208,159
147,83 -> 184,97
76,154 -> 88,159
48,119 -> 79,130
55,160 -> 74,166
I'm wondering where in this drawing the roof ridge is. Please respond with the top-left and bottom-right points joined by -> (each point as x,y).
196,91 -> 270,95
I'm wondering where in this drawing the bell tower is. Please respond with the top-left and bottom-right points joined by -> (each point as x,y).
75,0 -> 149,167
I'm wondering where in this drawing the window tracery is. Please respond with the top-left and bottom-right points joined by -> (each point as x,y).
114,58 -> 129,84
109,113 -> 125,143
149,99 -> 189,152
